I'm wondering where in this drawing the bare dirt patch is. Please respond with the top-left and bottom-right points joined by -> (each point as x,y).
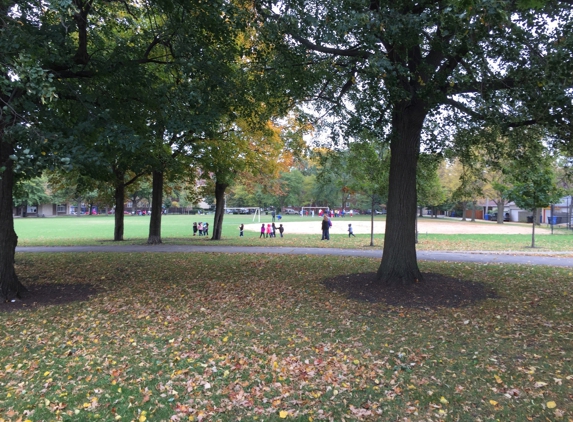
323,272 -> 497,308
1,283 -> 97,313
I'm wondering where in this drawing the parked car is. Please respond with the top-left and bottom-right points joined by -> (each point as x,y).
490,212 -> 510,221
284,209 -> 298,214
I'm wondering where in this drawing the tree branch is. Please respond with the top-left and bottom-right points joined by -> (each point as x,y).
288,33 -> 371,58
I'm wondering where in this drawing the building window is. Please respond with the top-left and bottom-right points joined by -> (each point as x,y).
57,204 -> 66,213
27,206 -> 37,213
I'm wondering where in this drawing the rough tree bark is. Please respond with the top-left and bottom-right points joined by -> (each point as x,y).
147,170 -> 163,244
113,170 -> 126,241
0,139 -> 28,300
377,103 -> 425,285
461,201 -> 467,221
211,181 -> 228,240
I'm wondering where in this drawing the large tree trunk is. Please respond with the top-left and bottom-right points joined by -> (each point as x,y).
0,140 -> 27,300
147,170 -> 163,244
114,171 -> 125,241
211,181 -> 228,240
377,104 -> 425,285
461,201 -> 467,221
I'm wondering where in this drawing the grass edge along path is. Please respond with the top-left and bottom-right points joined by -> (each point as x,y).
1,252 -> 572,421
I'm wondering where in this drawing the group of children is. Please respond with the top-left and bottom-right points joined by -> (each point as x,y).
192,221 -> 209,236
257,223 -> 284,238
236,221 -> 357,238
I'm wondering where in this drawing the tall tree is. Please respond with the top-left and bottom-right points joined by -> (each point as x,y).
256,0 -> 573,285
346,139 -> 390,246
196,120 -> 286,240
507,151 -> 563,247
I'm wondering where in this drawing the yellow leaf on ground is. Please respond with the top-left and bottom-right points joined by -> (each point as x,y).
489,400 -> 498,406
546,401 -> 557,409
279,410 -> 288,418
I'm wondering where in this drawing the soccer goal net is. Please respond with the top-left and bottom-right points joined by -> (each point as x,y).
300,207 -> 330,217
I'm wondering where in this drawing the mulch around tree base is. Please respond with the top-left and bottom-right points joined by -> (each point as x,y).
1,283 -> 98,313
323,272 -> 497,309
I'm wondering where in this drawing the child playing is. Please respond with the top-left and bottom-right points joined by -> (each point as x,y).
348,223 -> 356,237
278,224 -> 284,237
239,223 -> 244,237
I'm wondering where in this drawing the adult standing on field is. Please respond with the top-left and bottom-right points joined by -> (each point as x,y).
321,215 -> 330,241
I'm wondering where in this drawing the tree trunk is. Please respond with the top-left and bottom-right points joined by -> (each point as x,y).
377,104 -> 425,285
132,194 -> 138,216
370,195 -> 375,246
419,205 -> 423,217
147,170 -> 163,244
496,200 -> 504,224
471,201 -> 476,222
0,140 -> 27,300
211,180 -> 228,240
531,208 -> 536,248
461,201 -> 467,221
114,171 -> 125,241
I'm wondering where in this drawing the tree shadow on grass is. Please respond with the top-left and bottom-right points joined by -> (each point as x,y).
1,283 -> 98,313
323,272 -> 498,309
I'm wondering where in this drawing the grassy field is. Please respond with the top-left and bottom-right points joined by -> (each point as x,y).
14,214 -> 573,252
2,253 -> 572,421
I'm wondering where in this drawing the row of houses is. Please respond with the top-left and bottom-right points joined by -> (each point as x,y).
435,196 -> 573,226
13,200 -> 211,217
14,196 -> 573,227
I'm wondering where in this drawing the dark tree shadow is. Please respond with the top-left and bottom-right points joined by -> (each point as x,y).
323,272 -> 497,309
1,283 -> 97,313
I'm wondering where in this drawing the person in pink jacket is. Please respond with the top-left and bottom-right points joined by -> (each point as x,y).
266,223 -> 272,238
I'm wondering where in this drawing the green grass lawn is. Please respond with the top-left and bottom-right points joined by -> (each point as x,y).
2,253 -> 572,420
14,214 -> 573,252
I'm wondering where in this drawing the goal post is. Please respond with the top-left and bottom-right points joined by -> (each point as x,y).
300,206 -> 330,217
252,207 -> 261,222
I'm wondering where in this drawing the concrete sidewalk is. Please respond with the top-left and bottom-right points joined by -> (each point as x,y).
15,244 -> 573,268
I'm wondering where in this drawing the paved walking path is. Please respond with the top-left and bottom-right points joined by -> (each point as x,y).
16,245 -> 573,268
